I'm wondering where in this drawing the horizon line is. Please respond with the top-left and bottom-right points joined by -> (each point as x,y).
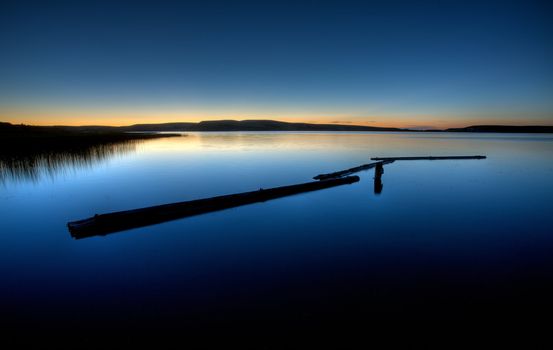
3,119 -> 553,131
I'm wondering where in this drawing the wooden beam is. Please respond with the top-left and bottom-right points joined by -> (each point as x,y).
370,155 -> 486,161
313,160 -> 394,180
68,176 -> 360,239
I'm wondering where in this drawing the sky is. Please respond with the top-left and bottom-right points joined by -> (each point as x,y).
0,0 -> 552,128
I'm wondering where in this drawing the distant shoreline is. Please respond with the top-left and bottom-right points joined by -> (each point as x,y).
2,120 -> 553,134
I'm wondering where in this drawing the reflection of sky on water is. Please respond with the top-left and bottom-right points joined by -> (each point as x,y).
0,132 -> 552,327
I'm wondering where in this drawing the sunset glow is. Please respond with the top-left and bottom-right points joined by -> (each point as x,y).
1,1 -> 551,128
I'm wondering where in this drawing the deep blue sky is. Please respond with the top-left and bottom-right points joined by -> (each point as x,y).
1,0 -> 552,127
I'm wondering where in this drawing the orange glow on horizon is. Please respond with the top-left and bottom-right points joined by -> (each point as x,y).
0,115 -> 476,129
1,107 -> 551,129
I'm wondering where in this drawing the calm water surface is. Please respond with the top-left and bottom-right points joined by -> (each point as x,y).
1,132 -> 553,329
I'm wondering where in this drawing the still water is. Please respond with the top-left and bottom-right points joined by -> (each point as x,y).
1,132 -> 553,329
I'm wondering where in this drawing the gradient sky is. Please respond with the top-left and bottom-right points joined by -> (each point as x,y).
1,0 -> 552,128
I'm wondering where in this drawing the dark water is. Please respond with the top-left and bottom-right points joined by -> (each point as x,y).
1,132 -> 553,334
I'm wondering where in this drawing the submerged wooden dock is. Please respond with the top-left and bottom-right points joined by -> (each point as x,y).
371,155 -> 486,161
313,154 -> 486,193
68,175 -> 360,239
68,154 -> 487,239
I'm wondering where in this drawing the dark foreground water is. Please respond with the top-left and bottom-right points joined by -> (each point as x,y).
1,132 -> 553,335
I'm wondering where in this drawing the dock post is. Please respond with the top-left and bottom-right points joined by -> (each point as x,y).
374,162 -> 384,194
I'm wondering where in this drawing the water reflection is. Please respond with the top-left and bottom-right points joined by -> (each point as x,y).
0,140 -> 141,185
1,131 -> 552,330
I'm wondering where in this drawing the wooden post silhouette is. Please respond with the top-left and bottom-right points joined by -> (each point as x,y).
374,162 -> 384,194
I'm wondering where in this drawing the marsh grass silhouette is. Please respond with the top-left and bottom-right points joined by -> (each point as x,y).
0,122 -> 180,184
0,141 -> 142,184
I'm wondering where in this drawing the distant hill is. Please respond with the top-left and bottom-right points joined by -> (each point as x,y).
2,120 -> 553,133
119,120 -> 403,132
446,125 -> 553,133
115,121 -> 553,133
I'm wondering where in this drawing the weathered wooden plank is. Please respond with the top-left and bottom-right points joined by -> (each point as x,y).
68,176 -> 360,239
370,155 -> 486,161
313,160 -> 394,180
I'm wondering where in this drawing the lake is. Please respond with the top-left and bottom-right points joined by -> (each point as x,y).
1,131 -> 553,333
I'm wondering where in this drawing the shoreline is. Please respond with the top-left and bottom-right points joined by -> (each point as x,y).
4,120 -> 553,134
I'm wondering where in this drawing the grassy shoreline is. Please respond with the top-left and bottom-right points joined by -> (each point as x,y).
0,122 -> 182,183
0,122 -> 181,152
